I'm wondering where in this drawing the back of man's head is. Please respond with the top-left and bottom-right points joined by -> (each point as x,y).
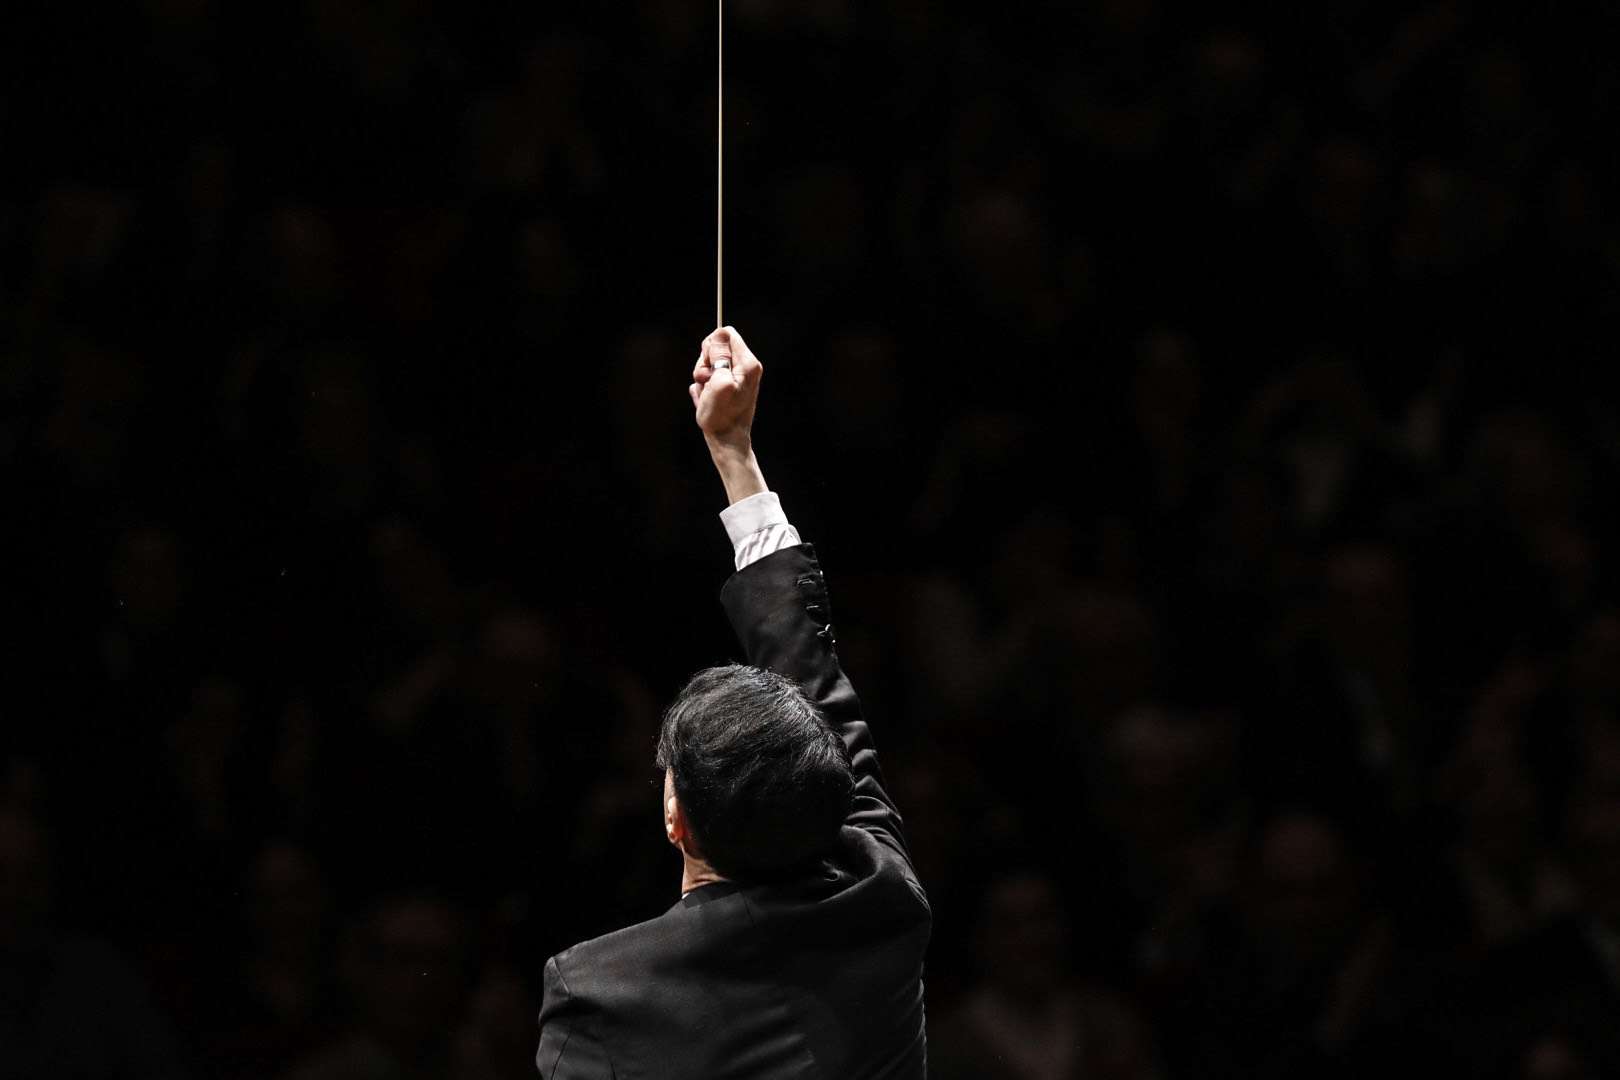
656,664 -> 853,881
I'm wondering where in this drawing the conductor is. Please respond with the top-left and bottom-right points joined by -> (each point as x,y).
535,327 -> 931,1078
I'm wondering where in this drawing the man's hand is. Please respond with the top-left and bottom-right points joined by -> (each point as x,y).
691,326 -> 768,506
691,326 -> 762,449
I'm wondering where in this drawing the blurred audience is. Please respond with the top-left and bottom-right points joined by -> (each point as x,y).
0,808 -> 186,1080
2,3 -> 1617,1076
283,893 -> 471,1080
932,871 -> 1162,1080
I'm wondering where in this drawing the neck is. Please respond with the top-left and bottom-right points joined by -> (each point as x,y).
681,855 -> 728,897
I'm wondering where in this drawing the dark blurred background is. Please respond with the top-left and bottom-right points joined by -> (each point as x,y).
3,1 -> 1620,1078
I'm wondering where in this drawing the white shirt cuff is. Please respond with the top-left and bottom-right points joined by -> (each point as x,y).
720,491 -> 802,570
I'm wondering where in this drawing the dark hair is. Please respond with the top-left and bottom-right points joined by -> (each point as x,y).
656,664 -> 853,881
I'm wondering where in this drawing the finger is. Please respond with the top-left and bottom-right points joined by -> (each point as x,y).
704,365 -> 736,394
709,334 -> 735,371
689,382 -> 701,407
718,326 -> 759,387
706,368 -> 739,397
718,325 -> 749,360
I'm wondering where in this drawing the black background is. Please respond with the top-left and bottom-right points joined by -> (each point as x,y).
3,2 -> 1620,1077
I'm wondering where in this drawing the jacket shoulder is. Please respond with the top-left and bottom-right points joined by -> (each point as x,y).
548,892 -> 758,995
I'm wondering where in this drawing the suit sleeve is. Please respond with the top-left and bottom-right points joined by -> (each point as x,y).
536,957 -> 615,1079
719,543 -> 918,874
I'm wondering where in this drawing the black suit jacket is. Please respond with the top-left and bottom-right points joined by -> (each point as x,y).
536,544 -> 930,1079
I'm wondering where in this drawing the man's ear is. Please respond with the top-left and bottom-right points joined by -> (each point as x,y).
663,768 -> 690,850
665,791 -> 687,850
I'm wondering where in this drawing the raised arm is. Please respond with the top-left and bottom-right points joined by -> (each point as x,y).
690,328 -> 915,870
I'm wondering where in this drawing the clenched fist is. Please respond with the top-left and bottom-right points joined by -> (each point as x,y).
691,326 -> 768,506
690,326 -> 762,451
